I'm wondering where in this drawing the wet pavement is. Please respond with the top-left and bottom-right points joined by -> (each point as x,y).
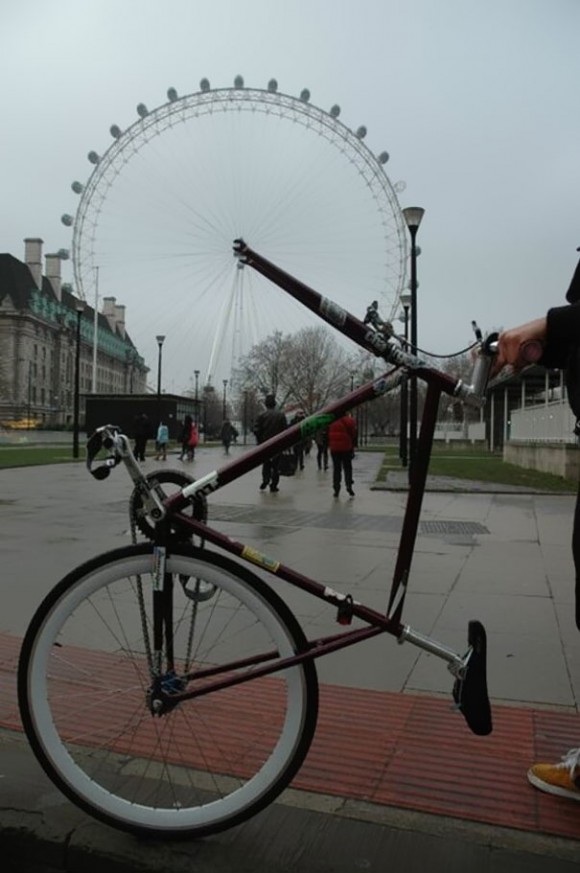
1,444 -> 579,870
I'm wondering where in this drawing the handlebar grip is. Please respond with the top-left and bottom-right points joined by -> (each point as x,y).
519,339 -> 544,364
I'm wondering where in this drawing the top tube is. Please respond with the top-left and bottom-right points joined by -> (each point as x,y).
233,239 -> 495,407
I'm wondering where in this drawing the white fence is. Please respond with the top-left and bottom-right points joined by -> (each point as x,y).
509,401 -> 577,443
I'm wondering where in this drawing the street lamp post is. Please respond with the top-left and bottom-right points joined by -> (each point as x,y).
243,389 -> 248,445
73,302 -> 85,459
156,335 -> 165,425
222,379 -> 228,421
398,290 -> 412,467
194,369 -> 200,424
402,206 -> 425,478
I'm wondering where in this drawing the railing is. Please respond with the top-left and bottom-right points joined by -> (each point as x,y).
509,401 -> 577,444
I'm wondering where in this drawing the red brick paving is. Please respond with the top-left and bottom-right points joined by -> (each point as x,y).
2,632 -> 578,839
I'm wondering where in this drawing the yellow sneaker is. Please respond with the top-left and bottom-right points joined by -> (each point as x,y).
528,748 -> 580,800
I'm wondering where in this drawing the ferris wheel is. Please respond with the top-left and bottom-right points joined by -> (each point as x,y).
61,76 -> 408,394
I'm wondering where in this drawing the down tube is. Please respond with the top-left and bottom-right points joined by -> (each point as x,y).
171,372 -> 403,505
386,382 -> 441,624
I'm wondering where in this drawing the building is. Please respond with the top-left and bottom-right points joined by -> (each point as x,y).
0,238 -> 148,427
85,394 -> 199,441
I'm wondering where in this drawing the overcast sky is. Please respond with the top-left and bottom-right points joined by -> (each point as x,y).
2,0 -> 579,394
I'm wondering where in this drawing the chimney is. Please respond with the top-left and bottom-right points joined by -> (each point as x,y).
114,303 -> 126,337
45,253 -> 62,301
102,296 -> 117,331
24,237 -> 43,289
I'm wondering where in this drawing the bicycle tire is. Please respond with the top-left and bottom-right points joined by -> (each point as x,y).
18,543 -> 318,838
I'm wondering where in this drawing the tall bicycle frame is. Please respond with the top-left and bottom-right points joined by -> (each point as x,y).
18,240 -> 496,839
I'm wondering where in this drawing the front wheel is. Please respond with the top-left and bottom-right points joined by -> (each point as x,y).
18,544 -> 318,838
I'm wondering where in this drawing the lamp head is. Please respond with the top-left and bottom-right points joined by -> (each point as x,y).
156,335 -> 166,347
402,206 -> 425,232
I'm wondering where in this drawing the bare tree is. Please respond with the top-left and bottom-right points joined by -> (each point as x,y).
236,331 -> 290,401
235,326 -> 352,413
282,327 -> 353,413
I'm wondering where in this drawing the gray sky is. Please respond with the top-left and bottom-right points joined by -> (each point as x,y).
2,0 -> 579,394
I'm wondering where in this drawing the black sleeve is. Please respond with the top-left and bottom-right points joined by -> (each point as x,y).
542,302 -> 580,369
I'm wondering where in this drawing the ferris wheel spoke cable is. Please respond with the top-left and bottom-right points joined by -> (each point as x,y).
206,267 -> 241,382
65,81 -> 407,392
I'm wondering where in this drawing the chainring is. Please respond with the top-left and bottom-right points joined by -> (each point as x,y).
129,470 -> 208,543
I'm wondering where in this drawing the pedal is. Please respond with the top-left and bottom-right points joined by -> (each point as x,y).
452,620 -> 493,736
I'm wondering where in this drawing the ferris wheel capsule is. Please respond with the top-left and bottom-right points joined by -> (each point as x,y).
137,103 -> 149,118
87,151 -> 100,165
167,88 -> 178,102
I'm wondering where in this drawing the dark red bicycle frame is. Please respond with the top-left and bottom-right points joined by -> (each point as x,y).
150,243 -> 471,702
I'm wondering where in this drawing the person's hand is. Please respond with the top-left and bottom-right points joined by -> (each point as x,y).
490,317 -> 547,378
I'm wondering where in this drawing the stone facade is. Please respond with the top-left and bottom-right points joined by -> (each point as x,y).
0,238 -> 147,427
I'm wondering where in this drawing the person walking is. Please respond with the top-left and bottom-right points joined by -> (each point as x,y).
179,414 -> 198,461
315,427 -> 329,471
133,412 -> 150,462
328,412 -> 357,498
253,394 -> 287,493
290,410 -> 306,470
491,251 -> 580,801
220,419 -> 238,455
155,421 -> 169,461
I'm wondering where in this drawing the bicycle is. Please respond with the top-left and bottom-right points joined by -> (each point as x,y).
17,240 -> 542,838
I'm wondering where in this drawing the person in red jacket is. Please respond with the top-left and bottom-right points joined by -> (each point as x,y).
328,413 -> 357,497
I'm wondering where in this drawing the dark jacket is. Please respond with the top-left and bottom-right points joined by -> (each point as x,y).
543,257 -> 580,418
254,408 -> 287,443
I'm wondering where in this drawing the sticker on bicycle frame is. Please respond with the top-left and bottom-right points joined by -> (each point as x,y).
364,328 -> 388,352
320,297 -> 347,327
373,373 -> 403,396
182,470 -> 219,498
152,546 -> 166,591
242,546 -> 280,573
300,413 -> 334,438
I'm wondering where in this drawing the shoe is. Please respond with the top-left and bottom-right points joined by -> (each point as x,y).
347,487 -> 355,497
333,489 -> 340,497
270,486 -> 279,493
259,482 -> 268,491
528,749 -> 580,800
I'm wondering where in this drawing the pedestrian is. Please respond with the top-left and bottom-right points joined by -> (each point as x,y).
290,410 -> 306,470
315,427 -> 329,471
492,251 -> 580,801
155,421 -> 169,461
220,419 -> 238,455
179,414 -> 198,461
133,412 -> 150,462
328,412 -> 357,497
253,394 -> 287,493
